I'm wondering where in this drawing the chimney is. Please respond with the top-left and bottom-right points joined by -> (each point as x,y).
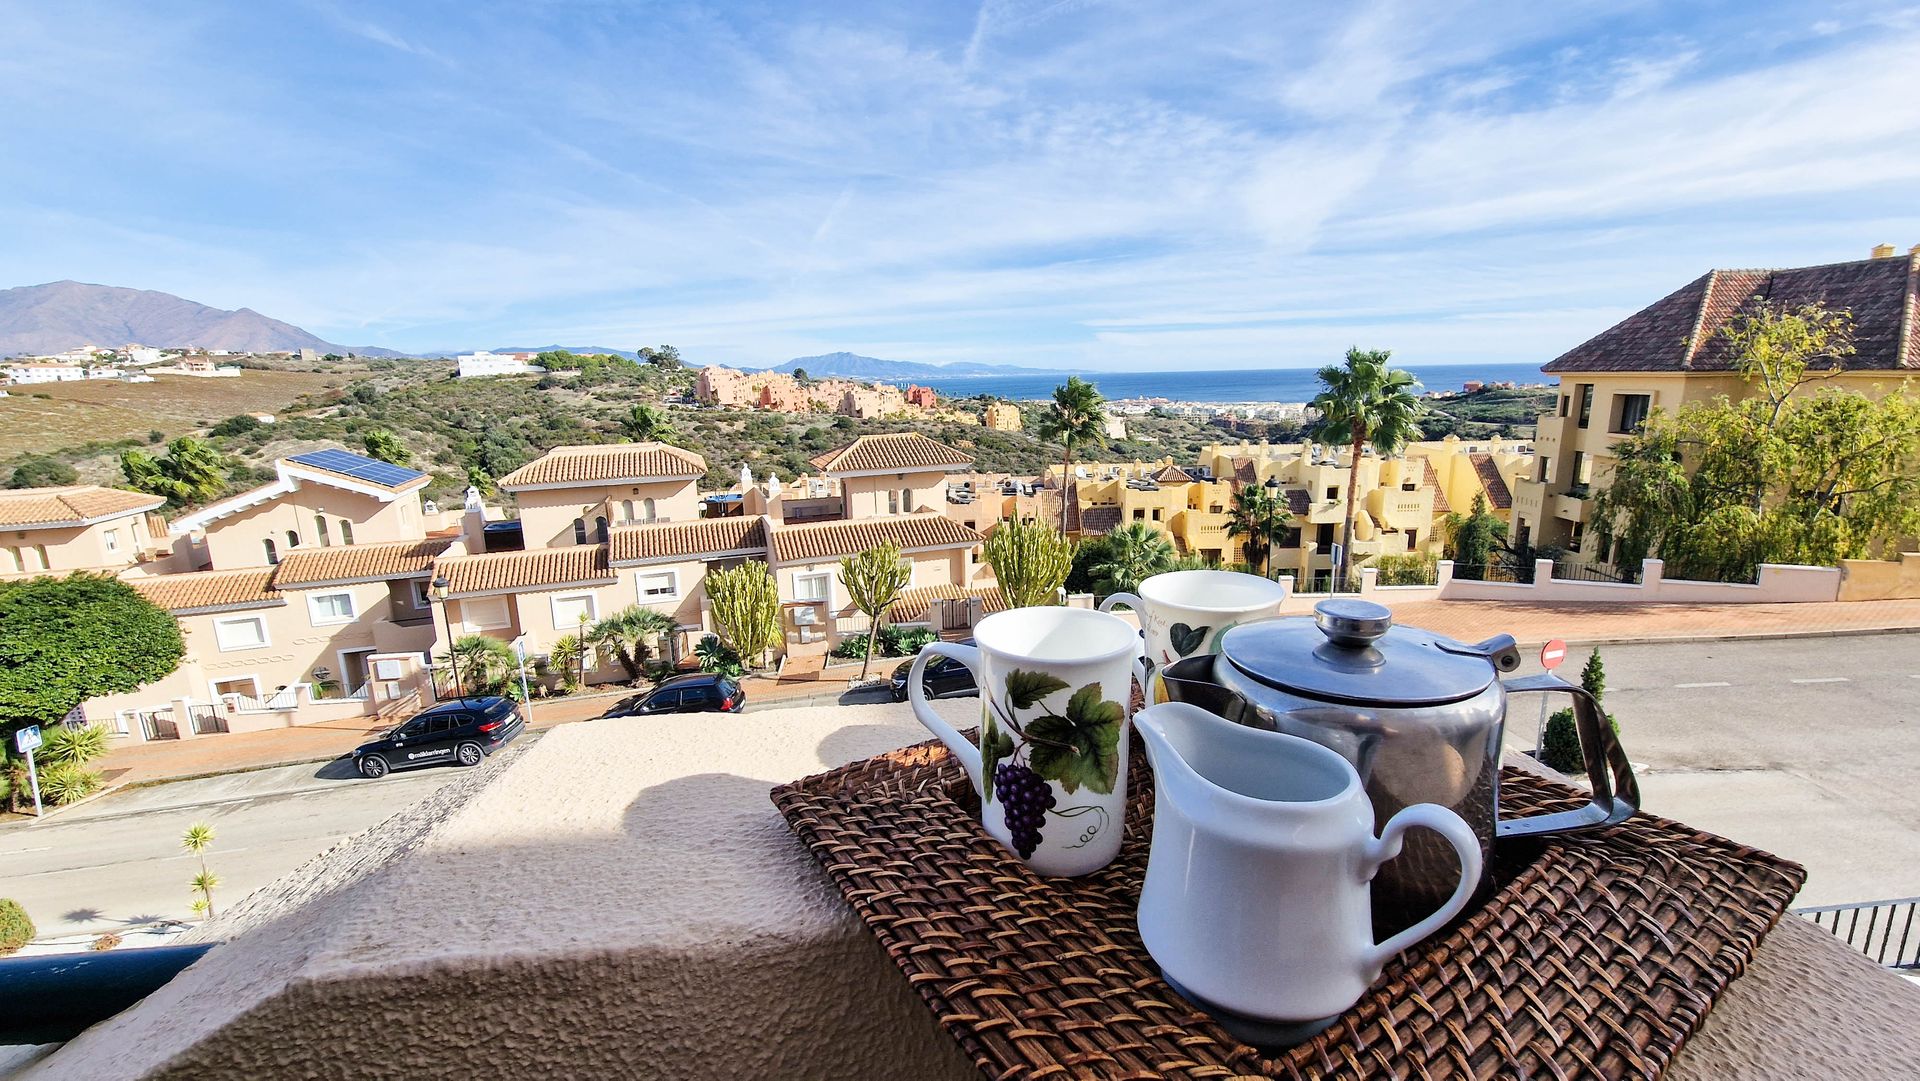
1910,244 -> 1920,256
1871,243 -> 1897,259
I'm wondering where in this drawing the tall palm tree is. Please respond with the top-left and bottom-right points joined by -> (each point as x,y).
1088,521 -> 1177,596
589,605 -> 678,682
1224,484 -> 1292,580
1310,347 -> 1424,584
1035,377 -> 1108,533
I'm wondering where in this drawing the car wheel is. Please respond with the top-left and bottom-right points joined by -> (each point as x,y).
358,755 -> 389,780
456,742 -> 484,767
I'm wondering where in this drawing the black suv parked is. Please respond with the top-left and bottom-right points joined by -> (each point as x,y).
352,696 -> 524,779
603,673 -> 745,717
889,639 -> 978,701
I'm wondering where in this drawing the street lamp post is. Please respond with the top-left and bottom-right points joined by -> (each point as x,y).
431,576 -> 463,701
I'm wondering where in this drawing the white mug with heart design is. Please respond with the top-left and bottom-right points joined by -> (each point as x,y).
1099,570 -> 1290,703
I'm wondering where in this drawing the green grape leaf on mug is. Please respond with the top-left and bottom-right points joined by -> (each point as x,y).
981,711 -> 1015,803
1003,668 -> 1070,710
1168,622 -> 1211,658
1025,683 -> 1122,794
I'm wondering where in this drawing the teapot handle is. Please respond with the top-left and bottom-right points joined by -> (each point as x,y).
1496,672 -> 1640,837
1362,803 -> 1482,971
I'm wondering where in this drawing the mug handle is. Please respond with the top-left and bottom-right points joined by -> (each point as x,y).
1361,804 -> 1483,971
1098,593 -> 1153,706
908,642 -> 984,793
1495,673 -> 1640,837
1098,591 -> 1141,614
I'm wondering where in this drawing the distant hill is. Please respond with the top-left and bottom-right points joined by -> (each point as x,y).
770,351 -> 1065,380
0,281 -> 362,356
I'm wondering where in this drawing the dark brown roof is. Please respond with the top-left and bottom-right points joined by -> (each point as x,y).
435,545 -> 614,596
272,538 -> 454,587
1079,506 -> 1121,536
1544,255 -> 1920,373
609,517 -> 767,565
1423,460 -> 1451,515
1283,489 -> 1311,517
130,569 -> 282,614
497,443 -> 706,489
1229,457 -> 1259,485
807,433 -> 974,473
1468,454 -> 1512,510
771,514 -> 982,563
1152,464 -> 1194,484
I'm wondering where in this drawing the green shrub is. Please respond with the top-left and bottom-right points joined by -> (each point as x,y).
693,635 -> 744,678
890,627 -> 938,656
1540,649 -> 1619,774
832,627 -> 939,660
39,723 -> 110,768
1373,552 -> 1438,586
0,899 -> 33,955
831,632 -> 875,660
39,764 -> 104,806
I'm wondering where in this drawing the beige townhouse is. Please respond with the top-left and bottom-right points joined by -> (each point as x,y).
0,485 -> 166,576
1514,246 -> 1920,564
167,449 -> 437,569
495,443 -> 707,549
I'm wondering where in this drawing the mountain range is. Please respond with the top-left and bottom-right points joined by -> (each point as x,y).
0,281 -> 407,357
768,351 -> 1065,379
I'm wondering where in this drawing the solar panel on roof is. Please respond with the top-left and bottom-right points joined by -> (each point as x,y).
288,449 -> 427,488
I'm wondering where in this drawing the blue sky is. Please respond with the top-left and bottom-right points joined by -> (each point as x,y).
4,1 -> 1919,370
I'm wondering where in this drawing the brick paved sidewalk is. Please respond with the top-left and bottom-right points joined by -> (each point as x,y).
93,597 -> 1920,789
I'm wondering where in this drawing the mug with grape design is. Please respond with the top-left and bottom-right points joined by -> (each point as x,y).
907,606 -> 1144,876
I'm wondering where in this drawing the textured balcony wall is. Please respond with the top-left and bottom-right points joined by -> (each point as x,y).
23,705 -> 1920,1080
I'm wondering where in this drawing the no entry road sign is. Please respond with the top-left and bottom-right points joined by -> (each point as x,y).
1540,639 -> 1568,670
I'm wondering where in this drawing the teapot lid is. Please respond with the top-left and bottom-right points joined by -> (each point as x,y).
1217,599 -> 1498,707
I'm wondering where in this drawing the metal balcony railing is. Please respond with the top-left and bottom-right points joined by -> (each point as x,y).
1794,897 -> 1920,969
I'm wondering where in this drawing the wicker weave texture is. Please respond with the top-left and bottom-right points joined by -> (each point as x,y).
772,738 -> 1805,1080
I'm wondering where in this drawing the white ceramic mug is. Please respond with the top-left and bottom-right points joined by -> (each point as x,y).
1099,570 -> 1290,702
1134,701 -> 1481,1035
908,606 -> 1145,877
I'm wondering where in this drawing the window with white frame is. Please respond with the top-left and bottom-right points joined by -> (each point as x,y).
307,591 -> 357,625
214,615 -> 270,651
551,592 -> 599,629
794,570 -> 830,603
411,580 -> 432,609
637,570 -> 679,600
461,596 -> 511,630
104,528 -> 120,552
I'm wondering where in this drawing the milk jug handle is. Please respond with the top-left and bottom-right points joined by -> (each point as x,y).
1495,672 -> 1640,838
1362,804 -> 1483,970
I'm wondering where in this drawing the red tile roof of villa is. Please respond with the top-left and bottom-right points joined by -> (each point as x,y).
497,443 -> 707,490
884,583 -> 1007,623
771,514 -> 982,563
807,433 -> 974,474
130,568 -> 282,614
0,486 -> 162,528
1543,254 -> 1920,373
1283,488 -> 1312,516
1469,453 -> 1513,510
272,538 -> 455,588
434,545 -> 615,596
1078,506 -> 1121,535
1423,460 -> 1452,515
610,517 -> 768,565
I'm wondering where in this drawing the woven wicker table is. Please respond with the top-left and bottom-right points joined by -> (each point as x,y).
773,736 -> 1805,1080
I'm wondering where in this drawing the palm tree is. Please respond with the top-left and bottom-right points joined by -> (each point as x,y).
182,822 -> 218,919
589,606 -> 678,682
620,404 -> 677,443
1035,377 -> 1108,533
1310,348 -> 1424,585
1225,484 -> 1292,579
1087,522 -> 1176,596
438,634 -> 518,696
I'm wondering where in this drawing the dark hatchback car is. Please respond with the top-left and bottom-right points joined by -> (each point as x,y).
890,639 -> 977,702
353,696 -> 524,779
603,672 -> 745,717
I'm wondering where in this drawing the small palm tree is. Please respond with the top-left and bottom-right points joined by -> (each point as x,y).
838,542 -> 913,680
438,635 -> 518,696
589,606 -> 678,682
182,823 -> 218,919
621,404 -> 677,443
1225,484 -> 1292,579
1087,521 -> 1176,595
1036,377 -> 1108,533
1311,347 -> 1424,585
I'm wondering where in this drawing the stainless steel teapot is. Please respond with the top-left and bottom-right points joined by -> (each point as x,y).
1157,598 -> 1638,933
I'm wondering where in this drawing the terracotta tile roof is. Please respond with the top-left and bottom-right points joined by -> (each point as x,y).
884,583 -> 1007,623
434,545 -> 614,596
1153,464 -> 1195,484
771,514 -> 982,563
610,517 -> 768,565
1079,506 -> 1122,536
497,443 -> 707,490
0,486 -> 163,528
1229,457 -> 1259,485
1283,489 -> 1311,517
1032,484 -> 1079,533
1545,255 -> 1920,373
130,569 -> 282,614
1468,454 -> 1513,510
807,433 -> 974,474
271,538 -> 454,588
1422,461 -> 1451,515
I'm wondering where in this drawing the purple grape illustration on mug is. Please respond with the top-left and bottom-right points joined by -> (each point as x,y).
982,668 -> 1122,857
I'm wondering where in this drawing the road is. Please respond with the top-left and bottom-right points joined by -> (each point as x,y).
1496,634 -> 1920,906
0,756 -> 469,938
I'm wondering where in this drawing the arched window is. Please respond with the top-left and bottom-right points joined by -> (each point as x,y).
286,529 -> 301,549
641,497 -> 656,520
901,487 -> 913,512
316,514 -> 331,547
887,489 -> 900,514
339,519 -> 354,545
573,517 -> 588,545
264,538 -> 279,565
1,548 -> 17,573
594,516 -> 609,544
621,500 -> 635,522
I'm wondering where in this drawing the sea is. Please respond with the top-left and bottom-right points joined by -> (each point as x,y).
914,362 -> 1548,404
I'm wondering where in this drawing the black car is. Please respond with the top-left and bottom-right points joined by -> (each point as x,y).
353,696 -> 524,779
890,639 -> 978,701
603,673 -> 745,717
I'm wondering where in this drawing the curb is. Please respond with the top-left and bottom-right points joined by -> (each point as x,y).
1525,623 -> 1920,651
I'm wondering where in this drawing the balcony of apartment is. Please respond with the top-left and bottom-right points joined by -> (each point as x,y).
1550,488 -> 1592,523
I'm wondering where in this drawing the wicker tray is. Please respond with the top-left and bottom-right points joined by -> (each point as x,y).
772,736 -> 1805,1080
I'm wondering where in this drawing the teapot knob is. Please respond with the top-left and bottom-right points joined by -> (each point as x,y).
1314,599 -> 1393,648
